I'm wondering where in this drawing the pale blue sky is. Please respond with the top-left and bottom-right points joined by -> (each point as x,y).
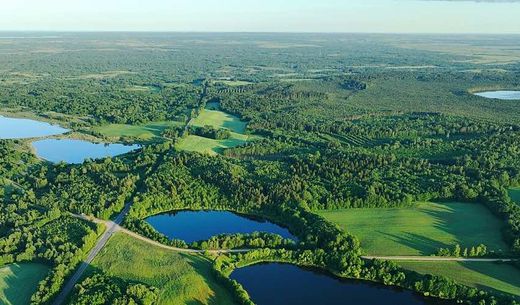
1,0 -> 520,33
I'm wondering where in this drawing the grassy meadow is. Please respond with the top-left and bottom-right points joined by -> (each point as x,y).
191,108 -> 247,134
0,263 -> 50,305
93,121 -> 183,141
400,261 -> 520,297
318,201 -> 509,256
176,106 -> 255,155
87,233 -> 237,305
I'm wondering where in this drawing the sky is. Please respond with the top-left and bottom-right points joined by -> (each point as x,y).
1,0 -> 520,33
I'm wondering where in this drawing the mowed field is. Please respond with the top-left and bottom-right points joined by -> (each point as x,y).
318,201 -> 508,256
399,261 -> 520,297
177,107 -> 255,155
509,187 -> 520,204
93,121 -> 183,141
191,108 -> 246,134
0,263 -> 50,305
87,233 -> 237,305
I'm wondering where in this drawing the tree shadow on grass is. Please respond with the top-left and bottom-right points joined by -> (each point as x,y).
462,262 -> 520,299
2,263 -> 50,305
183,254 -> 235,305
379,231 -> 451,256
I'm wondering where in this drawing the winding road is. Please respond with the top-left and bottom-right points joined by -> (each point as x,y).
52,208 -> 518,305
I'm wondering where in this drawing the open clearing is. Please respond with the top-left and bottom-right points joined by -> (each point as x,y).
399,261 -> 520,297
176,134 -> 249,155
318,201 -> 508,256
86,233 -> 237,305
0,263 -> 50,305
93,121 -> 183,141
213,80 -> 253,87
191,108 -> 246,134
509,187 -> 520,204
177,107 -> 255,155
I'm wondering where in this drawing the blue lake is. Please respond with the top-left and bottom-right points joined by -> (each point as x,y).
146,210 -> 296,243
231,263 -> 446,305
0,115 -> 69,139
474,91 -> 520,100
32,139 -> 140,164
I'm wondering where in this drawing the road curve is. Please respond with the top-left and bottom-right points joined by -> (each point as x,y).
119,227 -> 251,254
52,204 -> 132,305
362,255 -> 519,262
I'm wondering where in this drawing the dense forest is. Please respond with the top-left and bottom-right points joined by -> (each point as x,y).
1,33 -> 520,305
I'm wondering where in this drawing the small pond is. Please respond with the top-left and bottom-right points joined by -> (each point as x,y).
32,139 -> 140,164
474,91 -> 520,100
0,115 -> 69,139
230,263 -> 447,305
145,210 -> 296,243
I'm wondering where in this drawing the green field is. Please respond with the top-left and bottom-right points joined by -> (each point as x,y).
93,121 -> 183,141
176,134 -> 250,155
87,233 -> 237,305
0,263 -> 50,305
318,201 -> 509,256
191,109 -> 247,134
400,261 -> 520,297
213,80 -> 253,87
177,107 -> 254,155
509,187 -> 520,204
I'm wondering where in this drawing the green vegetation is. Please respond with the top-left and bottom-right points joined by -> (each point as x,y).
83,233 -> 237,305
93,121 -> 183,141
2,34 -> 520,305
0,263 -> 50,305
318,202 -> 509,256
399,261 -> 520,297
176,107 -> 254,155
176,134 -> 250,155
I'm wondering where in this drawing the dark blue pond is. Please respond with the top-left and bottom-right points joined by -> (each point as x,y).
146,210 -> 296,243
32,139 -> 140,164
0,115 -> 68,139
230,263 -> 446,305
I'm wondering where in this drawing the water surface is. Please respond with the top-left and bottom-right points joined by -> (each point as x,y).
146,210 -> 296,243
0,115 -> 68,139
32,139 -> 140,164
474,91 -> 520,100
230,263 -> 445,305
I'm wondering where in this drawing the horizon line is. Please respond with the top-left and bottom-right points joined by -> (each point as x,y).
1,30 -> 520,35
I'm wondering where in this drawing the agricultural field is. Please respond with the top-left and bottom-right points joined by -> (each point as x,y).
93,121 -> 183,141
82,233 -> 237,305
509,187 -> 520,204
0,263 -> 50,305
318,201 -> 509,256
399,261 -> 520,297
